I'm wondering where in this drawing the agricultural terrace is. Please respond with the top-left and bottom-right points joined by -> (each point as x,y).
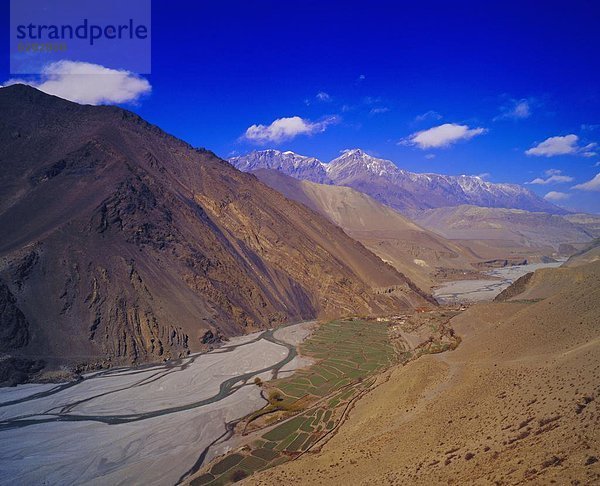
191,319 -> 399,485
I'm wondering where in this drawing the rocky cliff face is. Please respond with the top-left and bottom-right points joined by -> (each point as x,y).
0,85 -> 430,379
0,282 -> 30,352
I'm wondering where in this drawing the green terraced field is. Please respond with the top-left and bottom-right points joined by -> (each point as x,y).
192,319 -> 397,486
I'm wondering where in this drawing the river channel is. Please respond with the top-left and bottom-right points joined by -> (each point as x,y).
0,321 -> 315,485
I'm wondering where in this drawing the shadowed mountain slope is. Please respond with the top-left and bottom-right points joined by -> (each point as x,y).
0,85 -> 430,377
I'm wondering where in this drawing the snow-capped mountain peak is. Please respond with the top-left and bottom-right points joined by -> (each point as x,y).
328,149 -> 398,178
229,149 -> 329,183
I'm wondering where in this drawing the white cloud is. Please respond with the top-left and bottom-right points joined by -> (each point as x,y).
594,161 -> 600,167
3,61 -> 151,105
572,173 -> 600,191
474,172 -> 491,180
414,110 -> 442,122
494,98 -> 531,121
316,91 -> 331,102
580,143 -> 598,157
527,169 -> 574,185
525,134 -> 598,157
401,123 -> 487,149
526,135 -> 578,156
529,175 -> 573,184
243,115 -> 338,144
544,191 -> 570,201
424,153 -> 436,160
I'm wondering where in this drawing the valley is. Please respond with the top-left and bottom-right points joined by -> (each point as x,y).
187,310 -> 463,485
0,311 -> 461,486
433,260 -> 565,303
0,86 -> 598,486
2,3 -> 599,485
2,253 -> 597,486
244,258 -> 600,486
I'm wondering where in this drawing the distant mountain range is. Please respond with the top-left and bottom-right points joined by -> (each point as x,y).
407,205 -> 592,252
230,149 -> 565,214
253,169 -> 594,291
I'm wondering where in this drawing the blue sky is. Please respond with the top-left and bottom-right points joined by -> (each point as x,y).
1,1 -> 599,212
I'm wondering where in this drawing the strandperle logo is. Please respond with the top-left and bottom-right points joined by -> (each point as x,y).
10,0 -> 151,74
16,19 -> 149,46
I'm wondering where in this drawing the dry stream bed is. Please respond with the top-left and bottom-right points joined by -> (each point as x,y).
0,322 -> 315,485
0,310 -> 462,486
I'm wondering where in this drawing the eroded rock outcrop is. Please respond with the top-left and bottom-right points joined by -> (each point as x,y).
0,281 -> 30,352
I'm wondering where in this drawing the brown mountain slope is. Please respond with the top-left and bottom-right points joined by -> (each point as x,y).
564,238 -> 600,267
494,244 -> 600,302
0,85 -> 430,378
247,261 -> 600,485
253,169 -> 478,291
409,205 -> 593,248
564,213 -> 600,238
408,205 -> 593,260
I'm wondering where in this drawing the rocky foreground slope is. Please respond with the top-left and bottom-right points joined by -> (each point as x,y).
247,255 -> 600,485
0,85 -> 431,382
